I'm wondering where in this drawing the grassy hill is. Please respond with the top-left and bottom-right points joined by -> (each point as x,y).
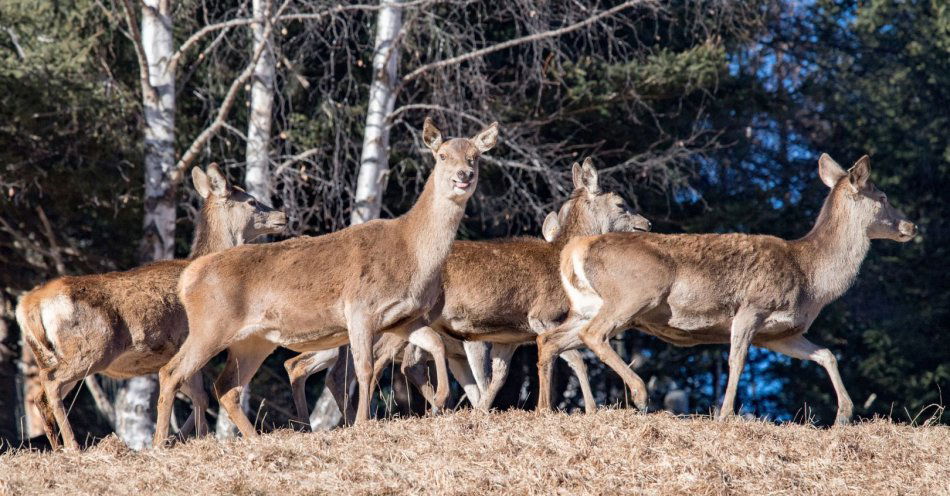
1,410 -> 947,495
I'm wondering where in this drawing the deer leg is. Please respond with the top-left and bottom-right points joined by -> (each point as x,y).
536,321 -> 585,412
762,335 -> 853,425
400,346 -> 437,407
405,325 -> 449,412
327,346 -> 358,426
213,338 -> 275,437
155,337 -> 228,448
178,373 -> 209,438
38,376 -> 80,451
285,350 -> 338,428
719,310 -> 762,420
462,341 -> 490,393
577,315 -> 648,411
447,354 -> 480,408
476,343 -> 517,411
559,350 -> 597,414
347,316 -> 379,424
30,387 -> 60,450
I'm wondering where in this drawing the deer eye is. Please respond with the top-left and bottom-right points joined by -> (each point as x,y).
248,199 -> 257,207
439,153 -> 446,161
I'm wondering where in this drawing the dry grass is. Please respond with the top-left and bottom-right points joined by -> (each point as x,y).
1,409 -> 947,495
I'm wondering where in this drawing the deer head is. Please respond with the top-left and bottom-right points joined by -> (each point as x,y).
553,157 -> 651,240
422,117 -> 499,204
192,163 -> 288,245
818,154 -> 917,242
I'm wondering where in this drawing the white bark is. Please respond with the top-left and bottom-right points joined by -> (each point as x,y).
351,0 -> 403,224
115,0 -> 176,450
244,0 -> 275,203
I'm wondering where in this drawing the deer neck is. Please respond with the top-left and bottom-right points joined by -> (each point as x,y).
189,208 -> 244,258
550,205 -> 598,251
793,192 -> 871,305
399,174 -> 467,284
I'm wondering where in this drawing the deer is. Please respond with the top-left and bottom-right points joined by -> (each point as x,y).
152,118 -> 499,445
536,154 -> 918,424
424,157 -> 651,412
14,164 -> 287,450
286,159 -> 651,421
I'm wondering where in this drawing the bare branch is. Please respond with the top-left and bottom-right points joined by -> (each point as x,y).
401,0 -> 655,83
171,0 -> 290,184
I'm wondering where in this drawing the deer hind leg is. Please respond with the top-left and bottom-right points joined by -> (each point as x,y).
559,350 -> 597,414
213,338 -> 275,437
30,387 -> 60,450
536,319 -> 586,412
285,350 -> 338,429
475,343 -> 517,412
155,336 -> 228,448
462,341 -> 490,393
719,310 -> 763,420
577,314 -> 648,411
762,335 -> 853,425
38,375 -> 80,451
178,373 -> 210,438
405,325 -> 449,413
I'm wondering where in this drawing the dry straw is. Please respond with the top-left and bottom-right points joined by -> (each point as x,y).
1,409 -> 947,495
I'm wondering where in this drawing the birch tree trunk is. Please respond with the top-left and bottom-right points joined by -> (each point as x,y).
309,0 -> 405,430
244,0 -> 275,203
350,0 -> 403,224
114,0 -> 177,451
214,0 -> 276,440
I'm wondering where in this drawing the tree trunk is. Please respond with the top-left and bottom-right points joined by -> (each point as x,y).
244,0 -> 275,203
350,0 -> 403,224
305,0 -> 405,431
114,0 -> 177,450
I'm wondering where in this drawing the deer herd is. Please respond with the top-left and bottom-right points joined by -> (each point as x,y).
15,118 -> 918,451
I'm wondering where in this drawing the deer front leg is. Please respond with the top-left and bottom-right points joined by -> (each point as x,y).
346,316 -> 379,424
762,335 -> 854,425
719,310 -> 762,420
404,324 -> 449,412
536,325 -> 585,412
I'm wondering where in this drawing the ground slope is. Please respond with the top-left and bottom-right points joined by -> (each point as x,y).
1,410 -> 947,495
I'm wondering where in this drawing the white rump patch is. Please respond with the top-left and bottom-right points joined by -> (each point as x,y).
39,294 -> 74,355
562,249 -> 603,319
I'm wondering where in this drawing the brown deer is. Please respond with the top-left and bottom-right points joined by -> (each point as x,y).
427,157 -> 652,412
15,164 -> 287,450
536,154 -> 917,424
152,118 -> 498,445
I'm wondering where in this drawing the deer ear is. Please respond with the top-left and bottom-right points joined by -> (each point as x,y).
205,163 -> 230,197
422,117 -> 443,152
580,157 -> 600,194
848,155 -> 871,190
192,166 -> 212,199
541,212 -> 560,242
471,121 -> 499,153
571,162 -> 584,190
818,153 -> 847,189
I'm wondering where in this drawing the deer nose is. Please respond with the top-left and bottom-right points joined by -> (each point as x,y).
457,170 -> 475,183
899,220 -> 918,238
